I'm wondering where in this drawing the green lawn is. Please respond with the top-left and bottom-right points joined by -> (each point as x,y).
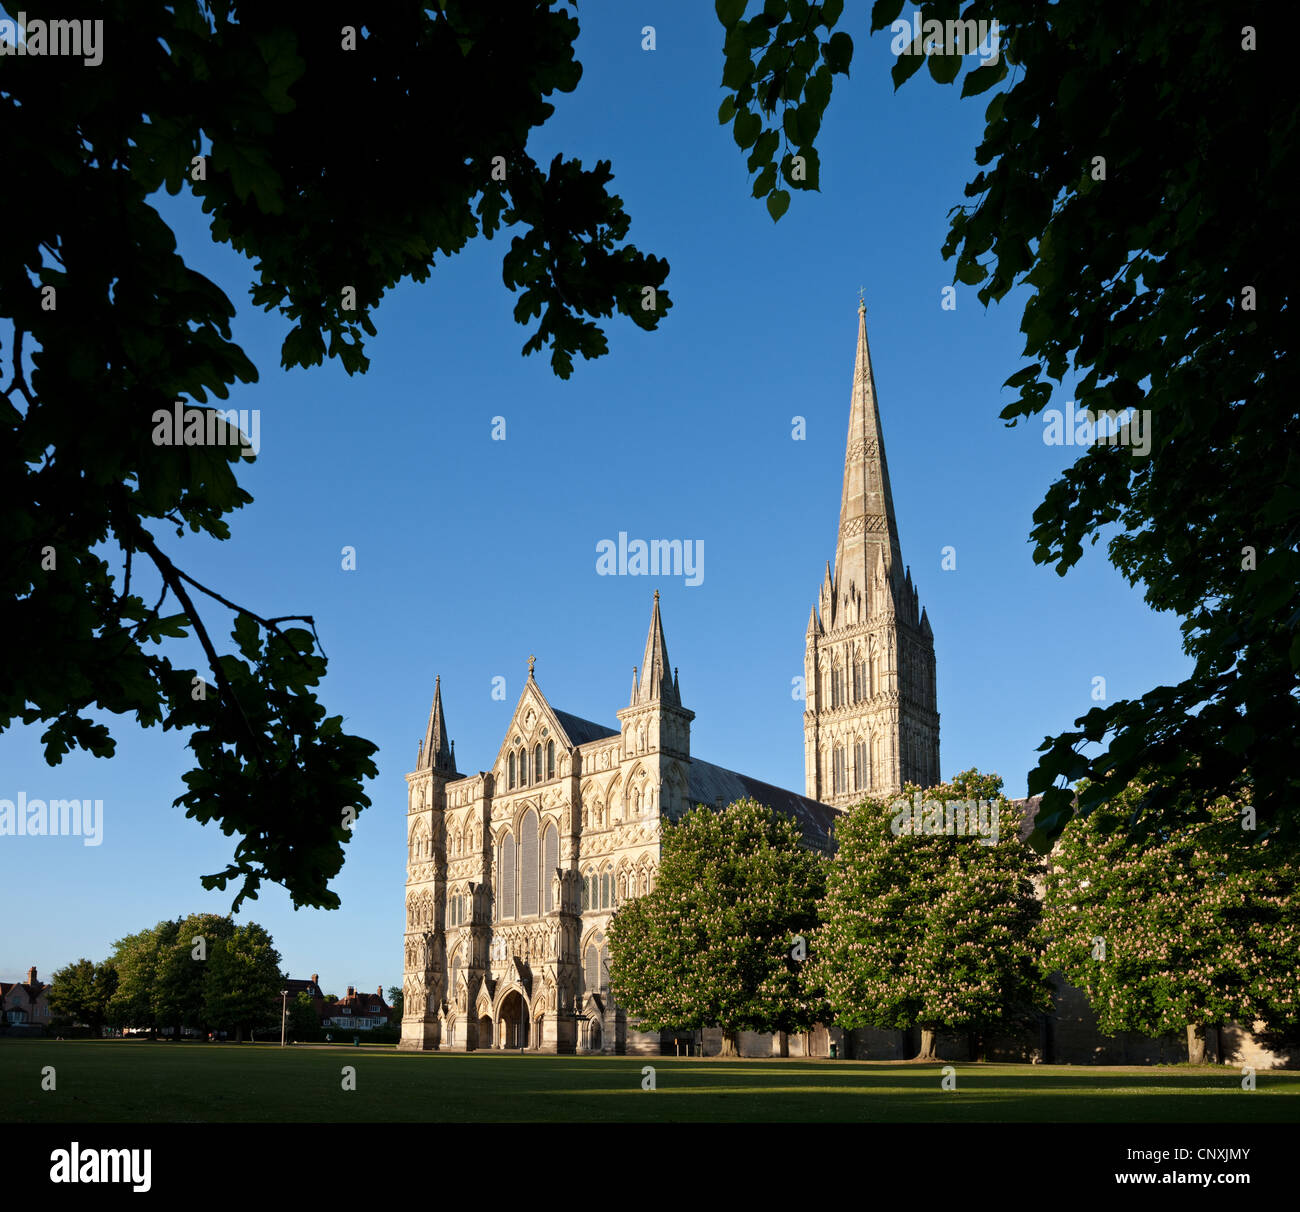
2,1040 -> 1297,1122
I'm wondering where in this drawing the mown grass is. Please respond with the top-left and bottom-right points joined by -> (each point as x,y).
2,1040 -> 1297,1123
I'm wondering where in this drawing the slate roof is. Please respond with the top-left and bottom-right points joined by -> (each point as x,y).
686,758 -> 840,851
553,709 -> 620,747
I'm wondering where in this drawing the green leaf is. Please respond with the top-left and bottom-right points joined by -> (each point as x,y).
716,0 -> 748,27
767,189 -> 791,221
718,95 -> 737,124
869,0 -> 903,30
824,31 -> 853,75
928,47 -> 962,85
891,46 -> 926,89
820,0 -> 845,28
733,110 -> 762,149
782,107 -> 803,144
960,62 -> 1007,98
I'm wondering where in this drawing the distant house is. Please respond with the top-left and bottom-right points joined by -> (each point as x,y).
284,973 -> 325,1007
320,985 -> 391,1031
2,967 -> 51,1033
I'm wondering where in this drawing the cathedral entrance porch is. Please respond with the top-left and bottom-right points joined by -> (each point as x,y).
497,990 -> 528,1049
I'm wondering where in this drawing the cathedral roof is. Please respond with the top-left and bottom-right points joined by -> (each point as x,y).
687,758 -> 839,851
551,709 -> 619,747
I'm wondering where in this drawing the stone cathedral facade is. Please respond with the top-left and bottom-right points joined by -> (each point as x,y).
399,305 -> 937,1054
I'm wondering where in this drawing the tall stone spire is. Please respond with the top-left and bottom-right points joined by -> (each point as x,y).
803,300 -> 939,805
832,300 -> 904,622
417,675 -> 455,773
636,590 -> 679,706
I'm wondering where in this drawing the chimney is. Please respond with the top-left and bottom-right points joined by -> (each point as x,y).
377,985 -> 383,997
311,973 -> 319,985
346,985 -> 355,997
26,967 -> 37,985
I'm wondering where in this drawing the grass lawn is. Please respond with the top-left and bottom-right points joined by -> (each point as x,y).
2,1040 -> 1298,1122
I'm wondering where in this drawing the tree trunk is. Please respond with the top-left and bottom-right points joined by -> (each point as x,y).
968,1030 -> 983,1062
777,1031 -> 789,1058
915,1028 -> 938,1060
720,1029 -> 740,1057
1186,1023 -> 1208,1065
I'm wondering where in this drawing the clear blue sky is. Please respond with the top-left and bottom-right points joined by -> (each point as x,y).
0,3 -> 1190,990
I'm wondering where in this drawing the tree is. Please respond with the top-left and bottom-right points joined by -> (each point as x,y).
106,920 -> 179,1034
47,958 -> 118,1034
205,922 -> 283,1041
287,991 -> 322,1043
1043,780 -> 1300,1064
607,797 -> 826,1055
714,1 -> 1299,851
811,770 -> 1050,1059
153,913 -> 235,1038
1,2 -> 669,910
386,985 -> 404,1022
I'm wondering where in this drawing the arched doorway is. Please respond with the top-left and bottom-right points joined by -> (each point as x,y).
497,990 -> 528,1049
477,1014 -> 493,1050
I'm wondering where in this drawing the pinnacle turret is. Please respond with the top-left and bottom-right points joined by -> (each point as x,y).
417,675 -> 455,773
635,590 -> 679,706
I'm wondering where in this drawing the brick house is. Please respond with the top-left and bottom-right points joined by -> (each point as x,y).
2,967 -> 51,1033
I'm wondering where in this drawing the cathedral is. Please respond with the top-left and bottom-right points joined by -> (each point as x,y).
399,302 -> 939,1054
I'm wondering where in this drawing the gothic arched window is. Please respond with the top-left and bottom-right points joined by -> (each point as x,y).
833,744 -> 846,795
520,808 -> 540,917
533,744 -> 543,782
508,751 -> 516,790
546,740 -> 555,779
855,738 -> 868,791
542,824 -> 558,912
500,834 -> 516,919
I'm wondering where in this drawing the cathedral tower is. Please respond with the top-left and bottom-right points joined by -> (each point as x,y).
402,676 -> 458,1050
803,302 -> 940,805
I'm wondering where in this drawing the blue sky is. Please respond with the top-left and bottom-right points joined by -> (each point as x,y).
0,3 -> 1191,991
